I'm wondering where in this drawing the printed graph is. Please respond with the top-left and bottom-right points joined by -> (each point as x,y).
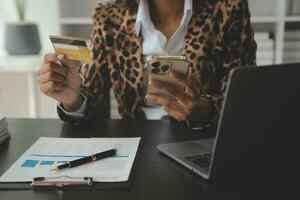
21,160 -> 68,168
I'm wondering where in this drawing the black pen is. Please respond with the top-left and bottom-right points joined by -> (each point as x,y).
50,148 -> 118,171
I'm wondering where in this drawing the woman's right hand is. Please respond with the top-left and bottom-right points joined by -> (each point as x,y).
38,53 -> 82,112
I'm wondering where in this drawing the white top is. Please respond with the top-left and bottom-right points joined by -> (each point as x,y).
136,0 -> 193,56
59,0 -> 193,119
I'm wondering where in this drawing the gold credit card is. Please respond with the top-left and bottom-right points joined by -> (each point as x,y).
49,35 -> 92,62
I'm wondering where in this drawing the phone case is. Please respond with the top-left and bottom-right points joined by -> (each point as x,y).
145,55 -> 190,106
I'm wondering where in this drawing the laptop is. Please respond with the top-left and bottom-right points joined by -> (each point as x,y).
157,63 -> 300,180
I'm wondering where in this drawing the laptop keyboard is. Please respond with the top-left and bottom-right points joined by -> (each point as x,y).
185,153 -> 212,171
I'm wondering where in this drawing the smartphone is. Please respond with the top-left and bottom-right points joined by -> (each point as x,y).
145,55 -> 190,106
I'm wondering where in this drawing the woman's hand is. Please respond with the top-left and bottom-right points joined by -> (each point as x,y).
37,53 -> 82,112
146,72 -> 212,122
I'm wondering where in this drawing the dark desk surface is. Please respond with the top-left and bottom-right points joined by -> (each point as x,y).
0,119 -> 299,200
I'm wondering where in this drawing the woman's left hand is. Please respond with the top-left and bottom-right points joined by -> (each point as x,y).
146,72 -> 208,122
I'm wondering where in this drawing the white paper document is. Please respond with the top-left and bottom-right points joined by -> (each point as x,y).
0,137 -> 140,182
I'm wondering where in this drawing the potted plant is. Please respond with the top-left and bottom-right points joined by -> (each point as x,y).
5,0 -> 41,55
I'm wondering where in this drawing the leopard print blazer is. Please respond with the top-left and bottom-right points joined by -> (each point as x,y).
58,0 -> 257,124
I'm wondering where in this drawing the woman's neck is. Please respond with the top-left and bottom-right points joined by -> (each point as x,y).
149,0 -> 184,26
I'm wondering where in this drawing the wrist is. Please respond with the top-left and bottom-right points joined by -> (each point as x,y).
186,97 -> 213,130
188,96 -> 213,122
199,96 -> 214,121
63,95 -> 83,112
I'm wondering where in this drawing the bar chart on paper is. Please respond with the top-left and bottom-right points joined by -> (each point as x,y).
20,157 -> 75,168
0,137 -> 140,182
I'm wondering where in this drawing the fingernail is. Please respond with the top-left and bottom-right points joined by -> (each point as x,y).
57,54 -> 64,60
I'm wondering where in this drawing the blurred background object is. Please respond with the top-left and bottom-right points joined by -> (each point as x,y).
286,0 -> 300,16
0,116 -> 10,144
5,0 -> 41,55
0,0 -> 299,118
0,0 -> 60,118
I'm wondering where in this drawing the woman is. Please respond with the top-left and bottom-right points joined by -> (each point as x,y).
37,0 -> 256,128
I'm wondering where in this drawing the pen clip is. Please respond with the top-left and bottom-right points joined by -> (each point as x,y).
31,176 -> 93,187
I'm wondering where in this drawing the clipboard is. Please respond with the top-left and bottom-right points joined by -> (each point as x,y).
31,176 -> 94,187
0,137 -> 142,190
0,179 -> 133,190
0,148 -> 140,191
